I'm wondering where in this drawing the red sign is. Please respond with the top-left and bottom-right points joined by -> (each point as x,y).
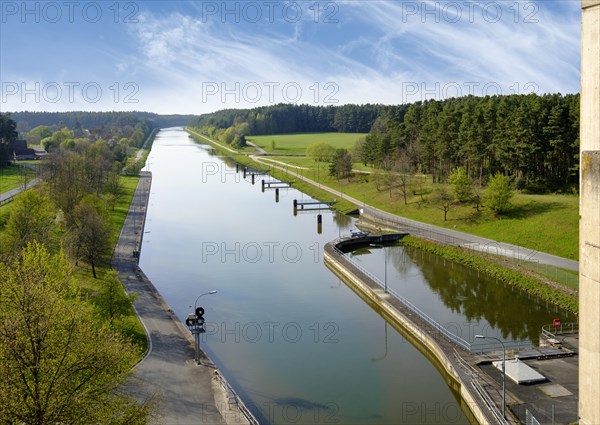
553,318 -> 561,328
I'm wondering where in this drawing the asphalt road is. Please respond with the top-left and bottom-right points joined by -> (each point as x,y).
0,178 -> 40,203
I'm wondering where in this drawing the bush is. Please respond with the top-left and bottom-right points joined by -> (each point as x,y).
484,173 -> 514,214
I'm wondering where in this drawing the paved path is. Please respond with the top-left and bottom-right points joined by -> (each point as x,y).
0,178 -> 40,203
245,141 -> 266,155
251,155 -> 578,272
112,172 -> 231,425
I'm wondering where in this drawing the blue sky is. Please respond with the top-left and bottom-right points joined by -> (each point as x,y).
0,1 -> 581,114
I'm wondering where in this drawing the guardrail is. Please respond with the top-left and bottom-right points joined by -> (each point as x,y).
214,370 -> 260,425
333,245 -> 473,351
332,242 -> 537,354
541,322 -> 579,340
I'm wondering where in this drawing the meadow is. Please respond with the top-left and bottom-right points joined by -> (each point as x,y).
240,133 -> 579,262
246,132 -> 367,154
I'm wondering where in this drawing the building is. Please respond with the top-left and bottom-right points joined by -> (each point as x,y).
579,1 -> 600,424
12,139 -> 48,161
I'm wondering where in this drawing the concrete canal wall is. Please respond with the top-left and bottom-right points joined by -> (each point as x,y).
324,242 -> 497,425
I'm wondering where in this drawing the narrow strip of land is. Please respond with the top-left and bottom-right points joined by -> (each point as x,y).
112,172 -> 233,424
251,155 -> 578,272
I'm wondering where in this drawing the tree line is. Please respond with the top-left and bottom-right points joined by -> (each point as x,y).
10,111 -> 194,134
192,94 -> 580,192
357,94 -> 580,192
191,103 -> 382,136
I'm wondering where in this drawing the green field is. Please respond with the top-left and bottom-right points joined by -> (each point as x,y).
312,170 -> 579,260
246,132 -> 367,155
192,130 -> 580,262
0,165 -> 37,193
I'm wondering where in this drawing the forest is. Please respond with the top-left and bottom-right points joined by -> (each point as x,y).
190,103 -> 382,135
192,93 -> 580,192
357,94 -> 580,192
10,111 -> 194,134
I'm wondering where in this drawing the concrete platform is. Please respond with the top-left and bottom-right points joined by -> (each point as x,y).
494,359 -> 546,384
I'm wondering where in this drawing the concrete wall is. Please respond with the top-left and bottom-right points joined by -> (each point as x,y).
579,1 -> 600,424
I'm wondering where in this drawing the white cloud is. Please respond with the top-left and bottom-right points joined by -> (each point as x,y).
1,0 -> 581,114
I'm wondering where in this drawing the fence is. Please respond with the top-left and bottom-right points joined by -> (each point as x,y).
541,322 -> 579,340
526,409 -> 541,425
360,205 -> 578,285
334,242 -> 538,353
333,244 -> 473,351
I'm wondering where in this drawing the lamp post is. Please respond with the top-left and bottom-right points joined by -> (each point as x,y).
476,335 -> 506,419
370,244 -> 388,292
187,290 -> 217,364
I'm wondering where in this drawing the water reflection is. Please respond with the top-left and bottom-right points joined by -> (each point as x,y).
353,244 -> 574,344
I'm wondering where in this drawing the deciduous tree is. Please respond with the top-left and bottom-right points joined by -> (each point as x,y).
485,173 -> 514,214
448,166 -> 473,202
0,243 -> 152,424
95,270 -> 137,325
5,190 -> 55,253
68,198 -> 110,278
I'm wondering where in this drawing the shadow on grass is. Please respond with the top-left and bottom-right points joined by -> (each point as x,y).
504,200 -> 566,219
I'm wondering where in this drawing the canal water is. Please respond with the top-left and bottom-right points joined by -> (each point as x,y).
139,128 -> 571,425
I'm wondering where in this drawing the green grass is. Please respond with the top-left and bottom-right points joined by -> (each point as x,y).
260,157 -> 579,261
107,176 -> 139,247
79,175 -> 147,352
402,236 -> 578,315
190,130 -> 579,262
330,175 -> 579,260
523,262 -> 579,291
122,129 -> 158,175
0,165 -> 37,193
246,132 -> 367,155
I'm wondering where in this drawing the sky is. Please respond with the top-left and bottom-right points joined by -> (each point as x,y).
0,1 -> 582,115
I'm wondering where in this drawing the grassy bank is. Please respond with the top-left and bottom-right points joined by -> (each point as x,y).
187,129 -> 578,260
402,236 -> 578,315
0,176 -> 147,353
187,129 -> 358,213
122,128 -> 158,175
78,175 -> 147,351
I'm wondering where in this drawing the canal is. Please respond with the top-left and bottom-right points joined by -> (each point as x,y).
139,128 -> 572,424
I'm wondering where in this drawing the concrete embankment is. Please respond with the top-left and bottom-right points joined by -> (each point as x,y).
324,241 -> 502,425
113,171 -> 256,425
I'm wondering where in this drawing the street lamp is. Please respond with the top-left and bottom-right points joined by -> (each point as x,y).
187,290 -> 217,364
194,290 -> 217,311
476,335 -> 506,420
370,244 -> 388,292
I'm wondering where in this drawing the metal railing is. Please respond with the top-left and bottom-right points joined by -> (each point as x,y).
454,350 -> 506,425
214,370 -> 260,425
333,245 -> 473,351
541,322 -> 579,340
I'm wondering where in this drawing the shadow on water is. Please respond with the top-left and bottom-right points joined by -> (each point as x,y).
239,386 -> 336,424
